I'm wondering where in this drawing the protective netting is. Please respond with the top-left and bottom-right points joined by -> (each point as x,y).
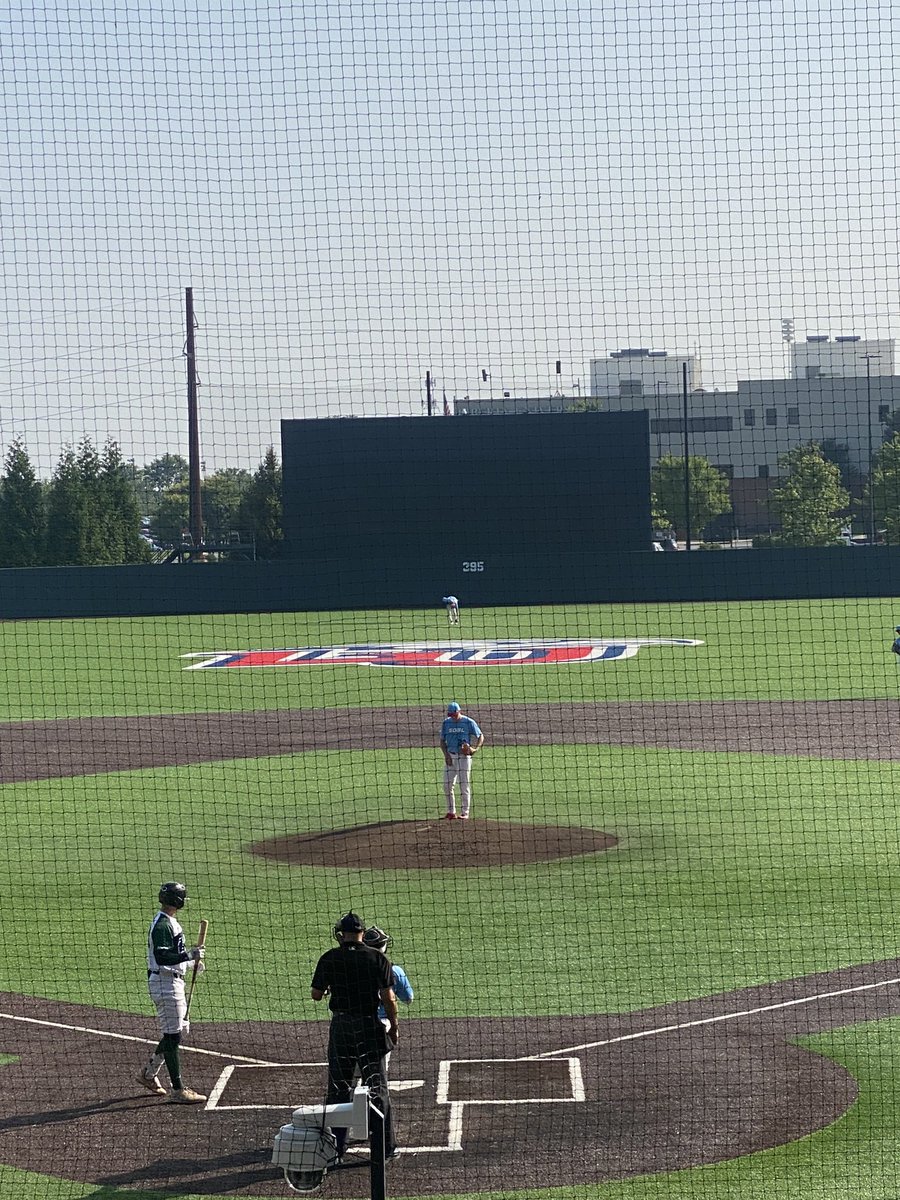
1,3 -> 900,1199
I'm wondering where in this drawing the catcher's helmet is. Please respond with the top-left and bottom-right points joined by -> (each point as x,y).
159,881 -> 187,910
363,925 -> 392,951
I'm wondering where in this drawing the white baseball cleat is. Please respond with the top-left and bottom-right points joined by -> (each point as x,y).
136,1072 -> 167,1096
169,1086 -> 206,1104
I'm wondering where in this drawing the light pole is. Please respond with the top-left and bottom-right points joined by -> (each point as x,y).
863,354 -> 880,543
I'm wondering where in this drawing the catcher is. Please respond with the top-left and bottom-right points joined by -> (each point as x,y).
440,701 -> 484,820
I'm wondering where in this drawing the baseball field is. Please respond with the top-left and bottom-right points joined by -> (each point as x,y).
2,595 -> 900,1199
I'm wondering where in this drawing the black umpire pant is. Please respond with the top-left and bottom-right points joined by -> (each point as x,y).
326,1012 -> 396,1155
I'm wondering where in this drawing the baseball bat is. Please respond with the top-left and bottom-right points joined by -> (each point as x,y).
185,918 -> 209,1020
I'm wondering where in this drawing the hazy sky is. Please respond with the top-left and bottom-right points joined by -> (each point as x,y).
1,0 -> 898,471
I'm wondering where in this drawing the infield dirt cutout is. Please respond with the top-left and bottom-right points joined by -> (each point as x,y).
250,819 -> 618,869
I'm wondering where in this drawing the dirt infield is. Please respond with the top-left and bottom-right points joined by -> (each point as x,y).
2,699 -> 900,784
5,950 -> 898,1195
1,698 -> 896,1193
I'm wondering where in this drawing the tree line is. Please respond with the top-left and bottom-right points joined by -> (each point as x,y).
0,439 -> 284,567
652,425 -> 900,548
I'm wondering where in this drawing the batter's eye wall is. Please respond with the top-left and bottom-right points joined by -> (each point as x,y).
280,412 -> 651,601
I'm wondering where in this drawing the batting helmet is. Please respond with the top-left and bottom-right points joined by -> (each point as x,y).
363,925 -> 392,951
159,881 -> 187,910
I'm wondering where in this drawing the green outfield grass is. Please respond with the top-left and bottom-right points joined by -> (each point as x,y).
2,597 -> 900,1200
3,742 -> 900,1019
1,595 -> 899,721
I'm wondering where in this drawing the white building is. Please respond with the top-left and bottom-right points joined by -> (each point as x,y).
589,348 -> 698,399
791,336 -> 894,379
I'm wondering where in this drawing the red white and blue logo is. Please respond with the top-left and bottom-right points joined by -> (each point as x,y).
182,638 -> 703,669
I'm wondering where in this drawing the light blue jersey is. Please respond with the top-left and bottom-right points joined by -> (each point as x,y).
441,714 -> 482,753
377,964 -> 414,1020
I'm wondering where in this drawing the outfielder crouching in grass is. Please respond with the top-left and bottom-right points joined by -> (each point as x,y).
442,595 -> 460,625
137,881 -> 206,1103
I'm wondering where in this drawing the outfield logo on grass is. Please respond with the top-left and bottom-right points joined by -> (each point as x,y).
182,638 -> 703,669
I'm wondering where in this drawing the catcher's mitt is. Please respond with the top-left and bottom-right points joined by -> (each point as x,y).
459,742 -> 475,756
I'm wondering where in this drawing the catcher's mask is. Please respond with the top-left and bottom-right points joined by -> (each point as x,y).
363,925 -> 392,952
159,881 -> 187,910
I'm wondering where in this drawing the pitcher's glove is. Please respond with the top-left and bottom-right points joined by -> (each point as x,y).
459,742 -> 474,756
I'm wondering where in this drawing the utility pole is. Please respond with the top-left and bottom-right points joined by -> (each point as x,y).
682,360 -> 692,550
863,354 -> 880,544
185,287 -> 203,551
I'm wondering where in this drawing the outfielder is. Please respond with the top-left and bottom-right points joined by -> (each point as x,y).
440,701 -> 484,819
442,595 -> 460,625
137,881 -> 206,1103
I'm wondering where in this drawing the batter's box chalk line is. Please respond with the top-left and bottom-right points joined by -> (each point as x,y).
207,1058 -> 585,1155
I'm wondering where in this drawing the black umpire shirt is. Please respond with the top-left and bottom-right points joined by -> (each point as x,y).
311,943 -> 392,1014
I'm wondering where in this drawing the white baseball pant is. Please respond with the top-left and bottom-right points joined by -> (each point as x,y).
148,973 -> 188,1035
443,752 -> 472,817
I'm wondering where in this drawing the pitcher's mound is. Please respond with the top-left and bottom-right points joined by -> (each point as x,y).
251,819 -> 617,870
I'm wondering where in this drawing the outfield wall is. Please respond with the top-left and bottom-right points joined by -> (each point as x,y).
2,547 -> 900,619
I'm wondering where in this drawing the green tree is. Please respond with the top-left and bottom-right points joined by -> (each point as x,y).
0,438 -> 45,566
44,438 -> 147,565
756,442 -> 849,547
142,453 -> 189,496
202,468 -> 252,535
565,398 -> 604,412
237,447 -> 283,558
867,433 -> 900,544
44,447 -> 89,564
98,441 -> 149,563
152,482 -> 189,546
650,454 -> 731,538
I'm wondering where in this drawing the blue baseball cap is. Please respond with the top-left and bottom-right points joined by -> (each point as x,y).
447,702 -> 461,714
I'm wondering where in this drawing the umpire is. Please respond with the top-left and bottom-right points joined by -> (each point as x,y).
311,912 -> 399,1160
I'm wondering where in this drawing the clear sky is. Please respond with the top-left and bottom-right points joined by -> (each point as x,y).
1,0 -> 898,472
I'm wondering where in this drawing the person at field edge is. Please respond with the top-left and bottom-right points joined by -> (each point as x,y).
892,627 -> 900,657
311,912 -> 399,1161
440,701 -> 484,819
442,595 -> 460,624
137,881 -> 206,1103
362,925 -> 414,1072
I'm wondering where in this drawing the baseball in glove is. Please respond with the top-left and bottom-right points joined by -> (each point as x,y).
459,742 -> 475,756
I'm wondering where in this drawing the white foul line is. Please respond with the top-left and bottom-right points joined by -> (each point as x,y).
524,974 -> 900,1060
0,1011 -> 280,1066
